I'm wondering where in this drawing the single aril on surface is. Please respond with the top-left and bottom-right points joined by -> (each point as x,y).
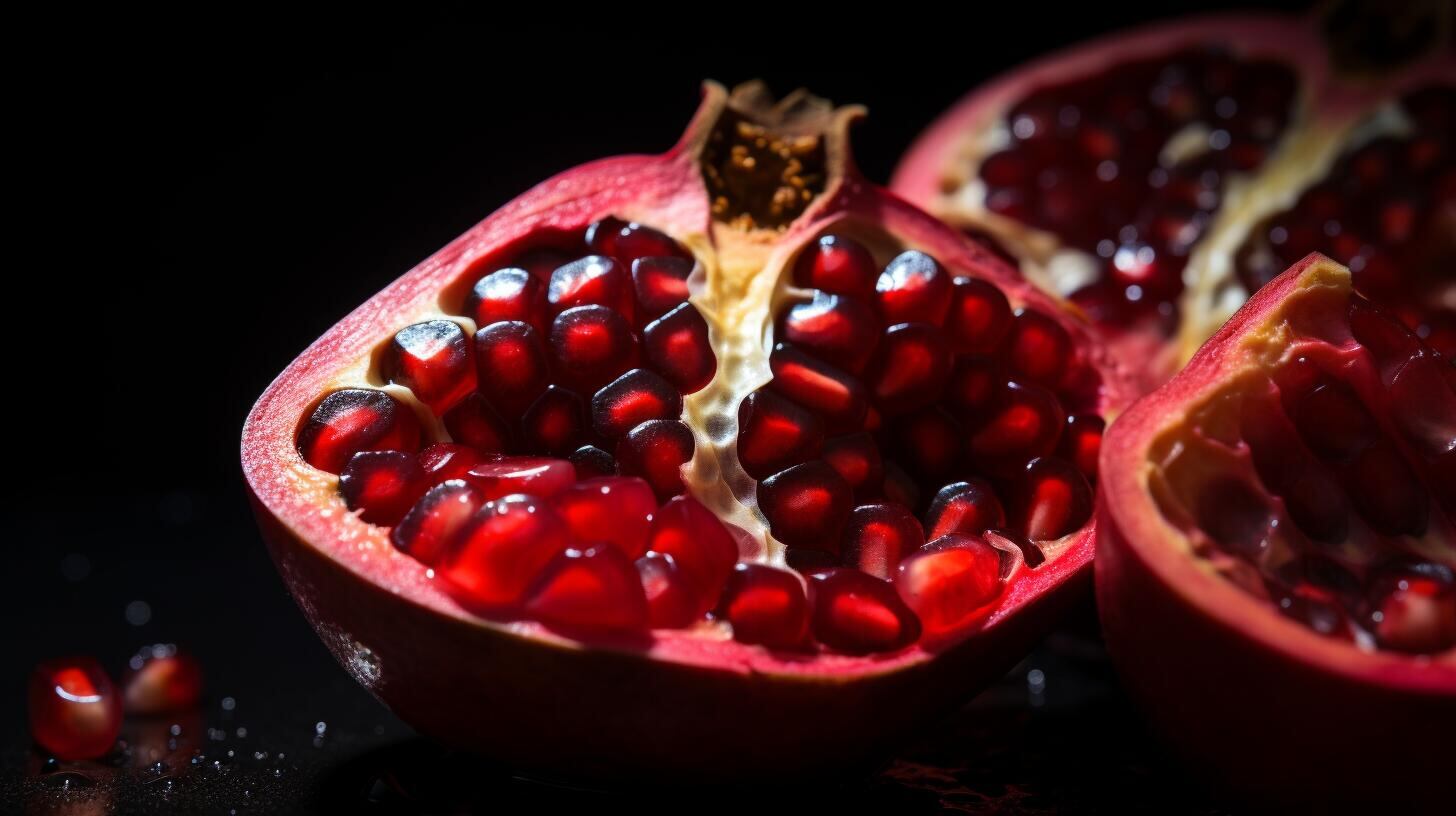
122,643 -> 204,715
28,657 -> 123,760
242,81 -> 1131,781
1096,254 -> 1455,811
893,11 -> 1455,390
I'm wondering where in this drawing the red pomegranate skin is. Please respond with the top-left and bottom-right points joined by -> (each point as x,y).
243,82 -> 1132,780
1096,254 -> 1455,811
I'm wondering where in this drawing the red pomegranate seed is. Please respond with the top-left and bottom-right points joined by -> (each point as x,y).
636,551 -> 700,628
554,476 -> 656,559
822,432 -> 883,497
418,442 -> 485,484
1347,442 -> 1428,537
463,456 -> 575,501
122,644 -> 203,715
504,246 -> 574,281
779,291 -> 881,375
946,276 -> 1013,353
591,368 -> 683,440
863,322 -> 952,415
474,320 -> 551,414
298,388 -> 421,474
807,568 -> 921,654
925,479 -> 1006,539
894,534 -> 1004,636
946,355 -> 1004,419
616,419 -> 695,500
1288,380 -> 1376,461
841,504 -> 924,579
1349,296 -> 1423,378
1059,414 -> 1105,481
520,385 -> 587,455
720,564 -> 810,650
442,392 -> 511,454
967,381 -> 1066,473
439,494 -> 571,608
647,495 -> 738,607
569,444 -> 617,479
736,390 -> 825,479
550,305 -> 640,394
524,545 -> 649,632
391,479 -> 484,566
631,256 -> 694,323
875,250 -> 952,326
794,234 -> 878,298
467,268 -> 548,333
767,343 -> 869,434
1015,456 -> 1093,540
1240,399 -> 1350,544
340,450 -> 426,525
586,217 -> 688,264
1006,308 -> 1073,387
28,657 -> 122,760
757,461 -> 852,552
892,407 -> 964,481
643,302 -> 716,393
882,461 -> 922,511
383,320 -> 476,412
547,255 -> 635,322
1367,569 -> 1456,653
1388,354 -> 1456,457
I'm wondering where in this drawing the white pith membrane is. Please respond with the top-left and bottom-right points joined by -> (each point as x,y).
1141,261 -> 1455,655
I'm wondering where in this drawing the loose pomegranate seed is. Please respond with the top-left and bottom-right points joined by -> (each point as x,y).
569,444 -> 617,479
1006,308 -> 1073,388
636,551 -> 700,628
647,496 -> 738,613
736,390 -> 825,479
550,305 -> 640,394
521,385 -> 587,455
383,320 -> 476,412
586,217 -> 688,264
591,368 -> 683,440
757,461 -> 852,552
438,494 -> 571,608
463,456 -> 575,501
1059,414 -> 1105,481
767,343 -> 869,434
967,380 -> 1066,474
841,504 -> 924,579
945,356 -> 1003,418
467,268 -> 548,333
863,322 -> 952,415
524,545 -> 649,633
548,255 -> 636,323
1366,567 -> 1456,654
821,432 -> 883,497
925,479 -> 1006,539
779,291 -> 880,375
631,256 -> 694,323
720,564 -> 810,650
875,250 -> 953,326
895,535 -> 1004,636
339,450 -> 426,525
122,644 -> 203,715
892,407 -> 964,482
392,480 -> 484,566
28,657 -> 122,760
794,234 -> 878,298
442,393 -> 511,454
474,320 -> 551,413
1015,457 -> 1093,540
946,276 -> 1013,354
616,419 -> 695,500
298,388 -> 422,474
554,476 -> 657,559
807,568 -> 922,654
643,302 -> 716,394
418,442 -> 486,484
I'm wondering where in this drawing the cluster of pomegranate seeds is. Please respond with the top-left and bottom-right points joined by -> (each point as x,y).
978,46 -> 1297,327
1236,85 -> 1456,357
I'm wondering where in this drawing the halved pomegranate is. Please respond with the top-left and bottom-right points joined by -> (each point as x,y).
1097,254 -> 1454,809
242,82 -> 1132,780
893,11 -> 1454,388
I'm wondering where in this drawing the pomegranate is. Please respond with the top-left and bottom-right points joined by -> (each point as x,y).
1097,254 -> 1455,809
242,82 -> 1132,779
893,11 -> 1455,388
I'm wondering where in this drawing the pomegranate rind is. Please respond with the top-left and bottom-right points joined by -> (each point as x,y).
1096,253 -> 1455,808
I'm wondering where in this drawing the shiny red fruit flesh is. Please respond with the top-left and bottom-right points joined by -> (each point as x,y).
29,657 -> 123,760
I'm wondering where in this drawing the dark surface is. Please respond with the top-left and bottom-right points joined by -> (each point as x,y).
6,7 -> 1310,813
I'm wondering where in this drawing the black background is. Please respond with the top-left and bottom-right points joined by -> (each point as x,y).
8,5 -> 1307,813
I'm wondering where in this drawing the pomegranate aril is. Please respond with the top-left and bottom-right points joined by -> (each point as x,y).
548,255 -> 635,322
892,407 -> 964,482
616,419 -> 694,500
882,462 -> 922,512
1346,442 -> 1428,538
591,368 -> 683,440
554,476 -> 656,559
864,322 -> 952,416
721,563 -> 810,650
474,320 -> 551,414
464,456 -> 575,501
468,267 -> 549,333
822,432 -> 883,497
383,320 -> 476,412
736,390 -> 825,479
779,291 -> 880,375
1006,308 -> 1073,388
122,644 -> 203,716
643,302 -> 716,393
1240,399 -> 1349,544
946,276 -> 1013,354
875,250 -> 952,326
521,385 -> 587,455
340,450 -> 426,526
631,256 -> 694,323
298,388 -> 421,474
767,343 -> 869,434
967,380 -> 1065,473
391,479 -> 484,566
925,479 -> 1006,540
636,551 -> 700,629
945,356 -> 1003,419
1367,568 -> 1456,654
569,444 -> 617,479
647,495 -> 738,611
443,392 -> 511,454
586,217 -> 688,264
439,493 -> 571,608
842,504 -> 924,579
794,234 -> 878,298
418,442 -> 486,484
1014,456 -> 1093,540
1288,381 -> 1377,462
807,568 -> 921,655
28,657 -> 123,760
1059,414 -> 1104,482
1388,354 -> 1456,457
758,460 -> 852,553
1349,296 -> 1423,378
895,534 -> 1004,636
504,246 -> 574,282
550,305 -> 640,394
525,545 -> 649,633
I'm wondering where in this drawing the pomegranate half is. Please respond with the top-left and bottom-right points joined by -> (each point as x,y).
241,82 -> 1134,780
1097,253 -> 1454,809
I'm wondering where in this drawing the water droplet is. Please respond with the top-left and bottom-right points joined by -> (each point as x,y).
1012,115 -> 1037,140
236,727 -> 248,739
221,696 -> 236,711
314,721 -> 328,735
169,724 -> 182,736
125,600 -> 152,626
